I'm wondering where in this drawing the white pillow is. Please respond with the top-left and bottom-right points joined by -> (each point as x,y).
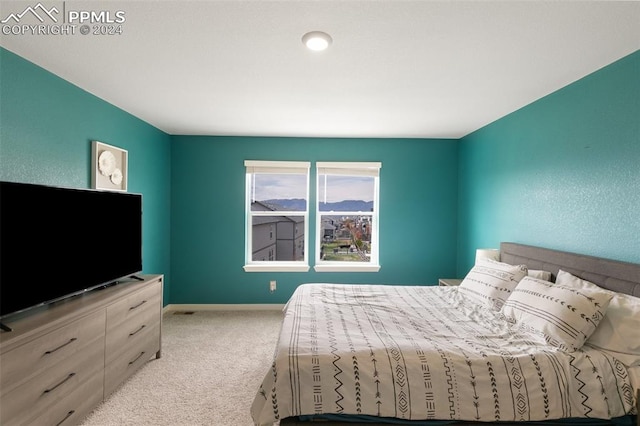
528,269 -> 552,281
556,270 -> 640,364
501,276 -> 613,352
458,259 -> 528,310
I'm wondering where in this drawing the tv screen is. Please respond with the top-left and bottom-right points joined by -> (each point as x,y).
0,181 -> 143,318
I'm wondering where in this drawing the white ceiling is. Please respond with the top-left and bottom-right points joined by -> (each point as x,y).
1,1 -> 639,139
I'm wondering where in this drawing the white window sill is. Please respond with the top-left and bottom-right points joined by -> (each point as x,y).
243,264 -> 310,273
314,264 -> 381,273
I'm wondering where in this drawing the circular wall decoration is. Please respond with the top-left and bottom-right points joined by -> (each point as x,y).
110,168 -> 123,185
98,150 -> 117,176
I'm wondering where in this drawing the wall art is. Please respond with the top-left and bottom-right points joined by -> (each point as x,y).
91,141 -> 128,191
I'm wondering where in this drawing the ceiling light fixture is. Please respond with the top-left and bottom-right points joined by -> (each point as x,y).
302,31 -> 332,51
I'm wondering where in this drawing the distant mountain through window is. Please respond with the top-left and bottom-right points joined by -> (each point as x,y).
264,199 -> 373,212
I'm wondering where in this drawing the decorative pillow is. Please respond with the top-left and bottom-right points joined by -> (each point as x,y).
458,259 -> 528,310
556,270 -> 640,364
528,269 -> 552,281
501,276 -> 613,352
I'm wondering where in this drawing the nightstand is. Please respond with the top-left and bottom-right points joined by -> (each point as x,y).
438,278 -> 463,287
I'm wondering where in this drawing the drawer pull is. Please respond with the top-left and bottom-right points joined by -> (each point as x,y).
44,372 -> 76,394
129,324 -> 146,336
128,351 -> 146,365
56,410 -> 75,426
44,338 -> 77,355
129,300 -> 147,310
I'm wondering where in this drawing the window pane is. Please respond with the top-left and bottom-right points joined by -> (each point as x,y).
251,216 -> 305,261
250,173 -> 307,211
318,175 -> 375,212
319,215 -> 373,262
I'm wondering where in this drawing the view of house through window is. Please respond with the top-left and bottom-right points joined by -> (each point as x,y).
244,161 -> 310,272
244,161 -> 380,272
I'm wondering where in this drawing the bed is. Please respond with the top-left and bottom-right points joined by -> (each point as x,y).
251,242 -> 640,426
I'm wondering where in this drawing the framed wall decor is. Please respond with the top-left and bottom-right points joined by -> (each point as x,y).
91,141 -> 128,191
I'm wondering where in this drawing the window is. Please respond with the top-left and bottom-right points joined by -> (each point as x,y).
315,162 -> 381,272
244,161 -> 310,272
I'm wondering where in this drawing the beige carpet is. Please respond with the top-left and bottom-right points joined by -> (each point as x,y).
80,310 -> 283,426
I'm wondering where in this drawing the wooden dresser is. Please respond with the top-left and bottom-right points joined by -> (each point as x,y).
0,274 -> 163,426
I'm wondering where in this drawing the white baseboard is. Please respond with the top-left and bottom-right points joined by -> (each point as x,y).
163,303 -> 285,313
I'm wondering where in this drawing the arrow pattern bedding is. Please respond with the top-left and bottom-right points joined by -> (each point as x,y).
251,283 -> 636,425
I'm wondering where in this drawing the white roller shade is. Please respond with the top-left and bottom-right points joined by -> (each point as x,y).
316,162 -> 381,177
245,160 -> 310,174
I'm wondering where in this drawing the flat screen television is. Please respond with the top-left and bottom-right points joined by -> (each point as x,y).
0,181 -> 143,321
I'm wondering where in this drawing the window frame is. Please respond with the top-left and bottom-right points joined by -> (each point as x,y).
243,160 -> 311,272
314,161 -> 381,272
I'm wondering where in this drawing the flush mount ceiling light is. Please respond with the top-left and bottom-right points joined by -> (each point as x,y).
302,31 -> 332,51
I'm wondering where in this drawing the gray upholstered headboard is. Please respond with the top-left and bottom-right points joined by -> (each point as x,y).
500,242 -> 640,298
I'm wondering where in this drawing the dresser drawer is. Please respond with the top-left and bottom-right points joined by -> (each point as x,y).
105,287 -> 161,364
104,321 -> 160,397
0,310 -> 106,392
23,370 -> 104,426
0,335 -> 104,426
106,280 -> 161,331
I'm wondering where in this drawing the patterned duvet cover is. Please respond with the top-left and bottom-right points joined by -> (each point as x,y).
251,284 -> 635,425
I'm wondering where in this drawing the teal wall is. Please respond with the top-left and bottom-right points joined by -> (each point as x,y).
170,136 -> 458,304
0,48 -> 173,302
457,51 -> 640,275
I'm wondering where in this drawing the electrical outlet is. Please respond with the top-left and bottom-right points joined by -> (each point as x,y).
269,280 -> 277,292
